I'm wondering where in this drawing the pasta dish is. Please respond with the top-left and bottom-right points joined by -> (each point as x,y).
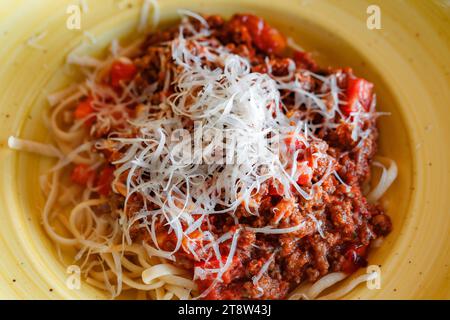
8,10 -> 397,300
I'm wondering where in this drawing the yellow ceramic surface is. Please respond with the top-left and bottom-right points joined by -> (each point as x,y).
0,0 -> 449,299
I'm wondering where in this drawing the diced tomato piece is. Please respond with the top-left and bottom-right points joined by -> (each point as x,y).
284,132 -> 306,151
342,77 -> 374,116
341,244 -> 369,274
232,14 -> 286,54
296,161 -> 313,186
71,164 -> 96,186
110,59 -> 137,88
304,147 -> 315,168
96,166 -> 115,196
297,173 -> 311,186
257,25 -> 286,54
293,50 -> 318,71
269,181 -> 284,196
74,97 -> 94,125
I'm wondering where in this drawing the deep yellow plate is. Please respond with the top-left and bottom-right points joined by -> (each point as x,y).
0,0 -> 449,299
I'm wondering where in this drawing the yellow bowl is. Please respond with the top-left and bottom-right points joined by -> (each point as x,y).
0,0 -> 449,299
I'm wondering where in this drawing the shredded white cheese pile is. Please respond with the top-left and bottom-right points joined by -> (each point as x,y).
113,19 -> 305,230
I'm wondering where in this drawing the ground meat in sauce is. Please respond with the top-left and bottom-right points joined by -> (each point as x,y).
83,14 -> 392,300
